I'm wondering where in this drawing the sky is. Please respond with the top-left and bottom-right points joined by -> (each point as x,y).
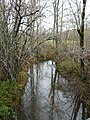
6,0 -> 90,31
40,0 -> 90,30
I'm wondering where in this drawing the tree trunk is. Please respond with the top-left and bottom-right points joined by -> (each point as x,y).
77,0 -> 87,79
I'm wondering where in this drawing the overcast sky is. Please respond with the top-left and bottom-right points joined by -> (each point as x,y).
40,0 -> 90,30
20,0 -> 90,30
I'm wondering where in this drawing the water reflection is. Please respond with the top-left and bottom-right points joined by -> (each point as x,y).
18,61 -> 89,120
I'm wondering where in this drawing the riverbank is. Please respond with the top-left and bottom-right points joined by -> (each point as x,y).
0,56 -> 52,120
56,58 -> 90,118
0,69 -> 28,120
0,56 -> 90,119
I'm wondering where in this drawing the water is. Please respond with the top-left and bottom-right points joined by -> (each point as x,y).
18,61 -> 84,120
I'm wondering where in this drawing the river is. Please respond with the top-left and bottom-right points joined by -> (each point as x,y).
17,61 -> 84,120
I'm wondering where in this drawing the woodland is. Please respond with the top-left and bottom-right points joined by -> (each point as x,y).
0,0 -> 90,120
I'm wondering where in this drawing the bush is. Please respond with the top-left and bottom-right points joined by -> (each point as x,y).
0,105 -> 10,120
0,79 -> 19,120
57,59 -> 79,76
0,70 -> 28,119
16,70 -> 27,91
0,68 -> 6,82
17,70 -> 27,82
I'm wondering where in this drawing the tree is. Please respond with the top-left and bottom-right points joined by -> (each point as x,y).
53,0 -> 59,48
77,0 -> 87,78
68,0 -> 87,79
0,0 -> 40,80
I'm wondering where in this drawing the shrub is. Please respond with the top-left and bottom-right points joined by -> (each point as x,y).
57,59 -> 79,76
0,68 -> 6,82
0,79 -> 19,120
17,70 -> 27,83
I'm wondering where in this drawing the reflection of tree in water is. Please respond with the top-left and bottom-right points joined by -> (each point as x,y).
49,62 -> 89,120
29,64 -> 42,120
49,69 -> 58,120
49,66 -> 65,120
56,75 -> 74,99
70,94 -> 90,120
29,65 -> 37,120
18,61 -> 90,120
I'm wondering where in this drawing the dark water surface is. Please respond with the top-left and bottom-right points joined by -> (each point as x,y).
17,61 -> 85,120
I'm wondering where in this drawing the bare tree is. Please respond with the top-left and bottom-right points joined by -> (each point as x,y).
0,0 -> 40,80
77,0 -> 87,78
53,0 -> 59,48
68,0 -> 87,79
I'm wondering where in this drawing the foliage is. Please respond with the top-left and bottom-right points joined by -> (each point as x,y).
0,79 -> 19,120
0,105 -> 10,120
57,58 -> 90,109
57,58 -> 79,76
0,68 -> 28,119
17,70 -> 27,82
0,68 -> 6,82
16,70 -> 27,90
35,40 -> 56,61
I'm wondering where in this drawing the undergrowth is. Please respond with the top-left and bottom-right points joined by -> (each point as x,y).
56,58 -> 80,77
0,70 -> 27,120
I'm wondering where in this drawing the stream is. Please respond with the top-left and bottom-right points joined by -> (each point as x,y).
17,61 -> 84,120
